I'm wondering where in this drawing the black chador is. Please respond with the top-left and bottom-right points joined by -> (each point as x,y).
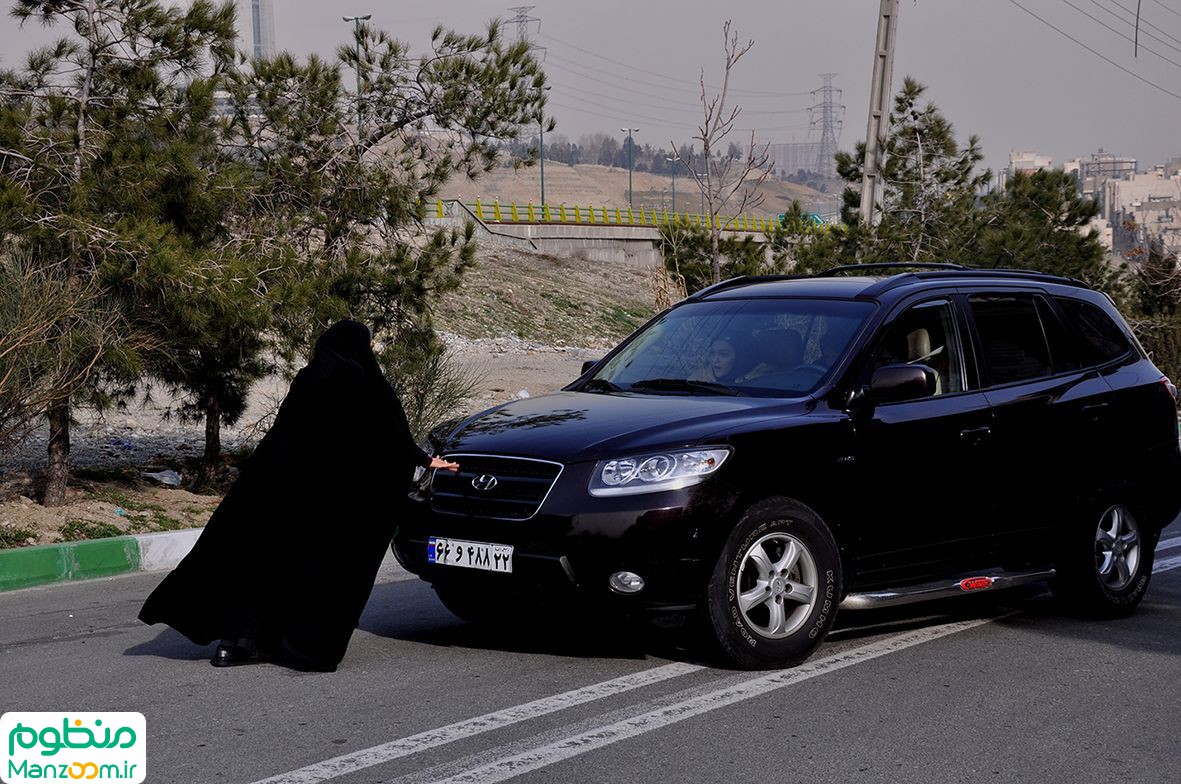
139,320 -> 432,671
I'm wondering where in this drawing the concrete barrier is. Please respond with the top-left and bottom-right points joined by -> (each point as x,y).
0,528 -> 201,592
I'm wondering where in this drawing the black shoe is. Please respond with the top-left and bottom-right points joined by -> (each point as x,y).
210,642 -> 258,668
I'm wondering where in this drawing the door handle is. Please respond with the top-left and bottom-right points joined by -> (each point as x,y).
1082,402 -> 1110,421
959,425 -> 992,444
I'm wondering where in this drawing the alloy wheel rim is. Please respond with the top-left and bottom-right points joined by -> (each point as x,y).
1095,504 -> 1141,592
736,531 -> 819,640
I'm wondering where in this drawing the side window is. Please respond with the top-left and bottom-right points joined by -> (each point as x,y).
1035,297 -> 1080,372
868,300 -> 965,397
1055,297 -> 1131,367
969,295 -> 1053,385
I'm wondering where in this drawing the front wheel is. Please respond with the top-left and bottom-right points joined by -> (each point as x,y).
705,497 -> 842,669
1053,502 -> 1155,617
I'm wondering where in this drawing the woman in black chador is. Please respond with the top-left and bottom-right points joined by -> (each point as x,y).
139,320 -> 458,671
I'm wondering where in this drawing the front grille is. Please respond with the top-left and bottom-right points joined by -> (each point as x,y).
430,454 -> 563,521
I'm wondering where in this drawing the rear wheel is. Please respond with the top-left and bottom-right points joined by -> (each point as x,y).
705,497 -> 841,669
1053,501 -> 1155,617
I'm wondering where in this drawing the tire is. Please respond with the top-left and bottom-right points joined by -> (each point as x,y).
1052,500 -> 1156,618
705,497 -> 842,669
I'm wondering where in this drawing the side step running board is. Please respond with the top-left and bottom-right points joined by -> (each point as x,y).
840,568 -> 1057,611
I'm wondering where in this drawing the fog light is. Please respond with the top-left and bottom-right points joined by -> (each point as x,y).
608,571 -> 645,594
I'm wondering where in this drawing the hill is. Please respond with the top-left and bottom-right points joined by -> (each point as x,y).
442,162 -> 839,218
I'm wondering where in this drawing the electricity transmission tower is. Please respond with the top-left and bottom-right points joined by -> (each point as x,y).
809,73 -> 844,180
508,6 -> 539,44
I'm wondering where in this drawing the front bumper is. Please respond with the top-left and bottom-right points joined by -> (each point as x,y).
392,462 -> 737,611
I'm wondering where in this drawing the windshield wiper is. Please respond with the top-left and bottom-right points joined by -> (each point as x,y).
629,378 -> 743,396
581,377 -> 623,393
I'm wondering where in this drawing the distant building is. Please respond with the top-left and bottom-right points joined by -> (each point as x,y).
996,150 -> 1055,191
1065,149 -> 1137,217
768,142 -> 821,179
1106,165 -> 1181,257
235,0 -> 276,60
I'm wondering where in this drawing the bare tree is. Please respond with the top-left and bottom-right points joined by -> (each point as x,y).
671,20 -> 772,284
0,251 -> 125,457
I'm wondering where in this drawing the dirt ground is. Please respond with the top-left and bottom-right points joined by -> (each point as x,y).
433,246 -> 659,347
0,471 -> 220,549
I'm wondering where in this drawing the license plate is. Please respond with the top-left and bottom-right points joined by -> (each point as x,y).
427,536 -> 514,573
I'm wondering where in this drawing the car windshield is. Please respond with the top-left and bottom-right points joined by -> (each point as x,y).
586,298 -> 875,397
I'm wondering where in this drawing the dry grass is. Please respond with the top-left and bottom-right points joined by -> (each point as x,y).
434,247 -> 658,347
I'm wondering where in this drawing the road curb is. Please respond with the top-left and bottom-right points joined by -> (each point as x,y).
0,536 -> 142,591
0,528 -> 201,592
136,528 -> 202,572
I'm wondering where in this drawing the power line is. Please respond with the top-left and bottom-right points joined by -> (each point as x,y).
1152,0 -> 1181,18
1058,0 -> 1181,68
551,77 -> 809,118
538,31 -> 814,99
1006,0 -> 1181,101
546,99 -> 810,137
1103,0 -> 1181,47
545,51 -> 820,112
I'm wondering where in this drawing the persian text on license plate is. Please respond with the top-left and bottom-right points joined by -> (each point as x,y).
427,536 -> 514,573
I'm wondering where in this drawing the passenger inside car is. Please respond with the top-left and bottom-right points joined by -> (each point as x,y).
690,335 -> 750,384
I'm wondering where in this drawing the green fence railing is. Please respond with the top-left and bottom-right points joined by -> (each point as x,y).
435,199 -> 777,233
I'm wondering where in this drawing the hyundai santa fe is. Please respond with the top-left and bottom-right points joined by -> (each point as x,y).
392,263 -> 1181,669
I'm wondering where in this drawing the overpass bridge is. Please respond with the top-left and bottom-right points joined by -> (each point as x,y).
424,199 -> 777,266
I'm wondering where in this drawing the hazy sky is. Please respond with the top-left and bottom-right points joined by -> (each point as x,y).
4,0 -> 1181,175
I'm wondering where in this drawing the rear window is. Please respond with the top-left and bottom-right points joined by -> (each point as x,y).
969,295 -> 1054,385
1054,297 -> 1131,366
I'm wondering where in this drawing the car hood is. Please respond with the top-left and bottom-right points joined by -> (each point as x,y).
436,390 -> 812,462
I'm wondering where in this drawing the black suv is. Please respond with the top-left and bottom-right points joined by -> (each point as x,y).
393,264 -> 1181,668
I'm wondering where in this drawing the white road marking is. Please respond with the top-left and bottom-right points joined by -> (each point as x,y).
260,536 -> 1181,784
416,617 -> 1000,784
1156,535 -> 1181,553
248,662 -> 702,784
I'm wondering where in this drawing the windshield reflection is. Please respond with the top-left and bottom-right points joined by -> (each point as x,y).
585,298 -> 874,397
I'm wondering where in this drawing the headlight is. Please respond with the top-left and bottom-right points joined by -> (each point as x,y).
589,448 -> 731,497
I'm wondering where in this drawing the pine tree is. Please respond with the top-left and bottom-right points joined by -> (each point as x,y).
0,0 -> 236,504
979,169 -> 1116,291
832,77 -> 988,265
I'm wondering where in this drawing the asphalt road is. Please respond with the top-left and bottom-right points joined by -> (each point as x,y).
2,522 -> 1179,784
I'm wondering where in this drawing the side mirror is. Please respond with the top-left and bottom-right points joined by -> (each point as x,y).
581,359 -> 600,375
867,364 -> 937,404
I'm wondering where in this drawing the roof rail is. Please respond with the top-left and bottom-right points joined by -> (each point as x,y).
685,274 -> 806,301
816,263 -> 969,277
862,268 -> 1091,297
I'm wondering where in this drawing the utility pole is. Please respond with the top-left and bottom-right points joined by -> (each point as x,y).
621,127 -> 639,207
665,155 -> 677,213
859,0 -> 899,226
342,14 -> 372,147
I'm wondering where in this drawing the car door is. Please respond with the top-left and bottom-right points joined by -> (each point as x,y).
849,296 -> 998,587
964,290 -> 1114,566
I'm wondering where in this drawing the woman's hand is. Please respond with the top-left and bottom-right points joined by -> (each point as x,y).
430,456 -> 460,472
